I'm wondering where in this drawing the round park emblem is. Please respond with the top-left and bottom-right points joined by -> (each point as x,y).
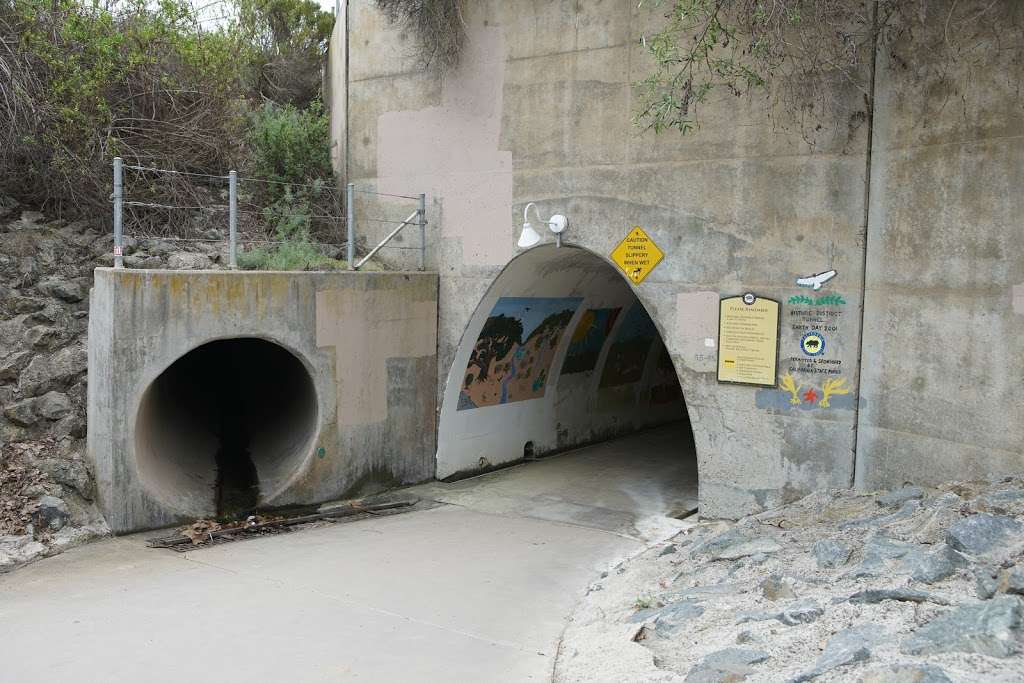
800,331 -> 826,357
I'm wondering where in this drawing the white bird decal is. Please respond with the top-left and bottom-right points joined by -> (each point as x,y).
795,269 -> 837,291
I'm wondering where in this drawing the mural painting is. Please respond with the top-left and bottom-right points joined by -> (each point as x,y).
599,302 -> 659,388
650,341 -> 683,405
458,297 -> 582,410
561,307 -> 621,375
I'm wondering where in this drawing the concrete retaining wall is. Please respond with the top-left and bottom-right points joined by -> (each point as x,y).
88,268 -> 438,533
329,0 -> 1024,518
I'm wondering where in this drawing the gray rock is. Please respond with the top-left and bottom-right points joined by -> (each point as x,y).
861,663 -> 952,683
659,544 -> 677,557
847,588 -> 950,606
812,539 -> 851,568
793,624 -> 885,682
24,325 -> 59,348
841,500 -> 921,529
974,489 -> 1024,516
37,456 -> 93,499
738,599 -> 823,626
18,345 -> 87,397
41,279 -> 84,303
124,254 -> 164,269
1004,569 -> 1024,596
946,513 -> 1023,557
695,528 -> 782,561
35,391 -> 71,420
12,297 -> 46,314
712,540 -> 782,561
901,543 -> 969,584
0,537 -> 46,570
694,528 -> 747,556
685,647 -> 769,683
167,252 -> 212,270
900,595 -> 1023,658
845,534 -> 918,579
975,565 -> 1024,600
975,566 -> 1000,599
761,574 -> 797,601
0,350 -> 32,382
877,486 -> 925,509
630,601 -> 706,636
31,495 -> 69,532
4,397 -> 39,426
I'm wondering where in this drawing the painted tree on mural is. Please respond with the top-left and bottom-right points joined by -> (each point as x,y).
466,314 -> 522,382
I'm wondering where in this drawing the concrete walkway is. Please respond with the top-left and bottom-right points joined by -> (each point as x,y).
0,424 -> 696,682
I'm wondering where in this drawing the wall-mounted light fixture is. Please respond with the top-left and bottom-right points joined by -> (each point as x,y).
517,202 -> 568,249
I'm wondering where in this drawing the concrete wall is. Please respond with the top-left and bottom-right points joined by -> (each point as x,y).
88,269 -> 437,533
325,3 -> 347,178
856,2 -> 1024,489
330,0 -> 1023,517
436,246 -> 686,478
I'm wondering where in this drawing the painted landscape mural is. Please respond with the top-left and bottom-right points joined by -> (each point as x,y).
458,297 -> 582,410
599,302 -> 659,388
561,307 -> 621,375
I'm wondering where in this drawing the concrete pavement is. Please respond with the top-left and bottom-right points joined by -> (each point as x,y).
0,426 -> 697,682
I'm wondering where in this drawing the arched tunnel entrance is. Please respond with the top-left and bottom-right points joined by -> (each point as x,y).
135,339 -> 319,520
436,245 -> 699,527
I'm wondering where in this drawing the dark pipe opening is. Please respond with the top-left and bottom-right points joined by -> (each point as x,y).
135,338 -> 318,519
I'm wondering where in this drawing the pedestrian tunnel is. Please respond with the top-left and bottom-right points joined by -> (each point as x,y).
436,245 -> 698,521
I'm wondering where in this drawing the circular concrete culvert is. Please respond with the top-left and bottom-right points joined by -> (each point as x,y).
134,338 -> 319,519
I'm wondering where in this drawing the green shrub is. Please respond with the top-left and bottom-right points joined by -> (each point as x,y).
237,240 -> 344,271
247,102 -> 333,199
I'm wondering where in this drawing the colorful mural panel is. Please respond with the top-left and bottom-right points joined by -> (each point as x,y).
458,297 -> 582,410
561,307 -> 621,375
599,302 -> 659,388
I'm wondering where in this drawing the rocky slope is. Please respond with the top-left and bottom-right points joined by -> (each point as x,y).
0,196 -> 228,571
556,479 -> 1024,682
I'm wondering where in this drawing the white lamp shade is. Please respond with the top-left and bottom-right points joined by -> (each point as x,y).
517,222 -> 541,248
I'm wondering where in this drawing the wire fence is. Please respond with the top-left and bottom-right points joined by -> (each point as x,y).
111,158 -> 427,270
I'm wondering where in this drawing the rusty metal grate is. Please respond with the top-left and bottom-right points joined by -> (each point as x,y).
147,497 -> 419,552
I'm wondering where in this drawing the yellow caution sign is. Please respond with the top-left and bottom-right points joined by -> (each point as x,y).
611,226 -> 664,285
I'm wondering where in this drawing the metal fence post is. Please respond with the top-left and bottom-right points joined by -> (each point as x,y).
418,193 -> 426,271
346,182 -> 355,270
112,157 -> 124,268
228,170 -> 238,269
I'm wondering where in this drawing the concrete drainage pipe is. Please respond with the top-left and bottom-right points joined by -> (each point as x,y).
134,338 -> 319,518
